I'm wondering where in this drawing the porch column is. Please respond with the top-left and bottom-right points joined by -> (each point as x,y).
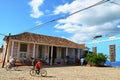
50,46 -> 53,65
33,43 -> 36,58
10,41 -> 14,58
66,47 -> 68,56
44,46 -> 47,57
59,47 -> 61,59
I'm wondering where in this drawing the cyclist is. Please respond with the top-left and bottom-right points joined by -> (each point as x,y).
35,60 -> 42,74
8,57 -> 16,68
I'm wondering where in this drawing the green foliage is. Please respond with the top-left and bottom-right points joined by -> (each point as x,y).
85,53 -> 107,66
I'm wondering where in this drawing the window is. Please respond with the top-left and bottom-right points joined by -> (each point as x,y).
20,43 -> 27,52
19,43 -> 28,58
20,53 -> 27,58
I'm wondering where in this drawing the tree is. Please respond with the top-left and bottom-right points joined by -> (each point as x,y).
85,53 -> 107,66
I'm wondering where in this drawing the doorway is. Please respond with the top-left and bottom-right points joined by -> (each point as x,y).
49,46 -> 57,65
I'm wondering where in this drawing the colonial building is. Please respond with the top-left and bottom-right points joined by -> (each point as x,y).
3,32 -> 85,65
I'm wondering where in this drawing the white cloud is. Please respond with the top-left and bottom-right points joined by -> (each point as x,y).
54,0 -> 120,43
54,0 -> 99,15
35,20 -> 42,25
88,37 -> 120,44
117,25 -> 120,28
55,23 -> 81,33
54,0 -> 82,15
29,0 -> 44,18
60,20 -> 120,43
55,0 -> 120,26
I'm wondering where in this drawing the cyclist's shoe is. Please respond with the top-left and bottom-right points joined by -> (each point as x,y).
37,73 -> 39,75
36,71 -> 40,75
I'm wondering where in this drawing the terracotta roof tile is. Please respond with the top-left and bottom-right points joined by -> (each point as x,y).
7,32 -> 85,49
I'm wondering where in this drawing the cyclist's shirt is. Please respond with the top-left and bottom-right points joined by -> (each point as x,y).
35,61 -> 42,69
9,58 -> 14,65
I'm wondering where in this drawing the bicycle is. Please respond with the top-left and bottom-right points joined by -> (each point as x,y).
6,63 -> 18,71
30,67 -> 47,77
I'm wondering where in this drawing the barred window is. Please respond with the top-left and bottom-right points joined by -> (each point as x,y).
19,43 -> 28,59
20,43 -> 27,52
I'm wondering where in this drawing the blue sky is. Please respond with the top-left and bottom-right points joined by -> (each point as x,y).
0,0 -> 73,45
0,0 -> 120,61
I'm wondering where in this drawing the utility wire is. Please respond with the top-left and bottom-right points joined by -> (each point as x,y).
0,33 -> 7,36
26,0 -> 110,32
0,33 -> 7,46
110,1 -> 120,6
68,0 -> 110,17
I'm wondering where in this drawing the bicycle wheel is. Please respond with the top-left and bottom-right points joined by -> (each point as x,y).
40,69 -> 47,77
14,66 -> 18,71
6,65 -> 11,71
30,69 -> 36,76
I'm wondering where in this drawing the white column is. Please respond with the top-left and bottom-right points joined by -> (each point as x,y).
59,47 -> 61,59
36,45 -> 38,59
66,47 -> 68,56
50,46 -> 53,65
10,41 -> 14,58
33,44 -> 36,58
48,46 -> 50,64
44,46 -> 47,57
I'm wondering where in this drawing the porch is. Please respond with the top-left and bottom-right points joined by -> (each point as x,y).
3,32 -> 85,66
8,42 -> 83,66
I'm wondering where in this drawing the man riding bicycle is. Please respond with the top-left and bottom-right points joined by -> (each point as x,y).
6,57 -> 16,69
30,60 -> 47,77
35,60 -> 42,74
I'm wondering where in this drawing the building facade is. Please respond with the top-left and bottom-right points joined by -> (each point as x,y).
3,32 -> 85,65
86,39 -> 120,66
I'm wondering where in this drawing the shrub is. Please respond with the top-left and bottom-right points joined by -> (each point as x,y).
85,53 -> 107,66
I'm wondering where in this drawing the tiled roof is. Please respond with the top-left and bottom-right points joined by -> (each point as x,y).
6,32 -> 85,49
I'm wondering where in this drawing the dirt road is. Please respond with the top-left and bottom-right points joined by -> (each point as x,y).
0,63 -> 120,80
